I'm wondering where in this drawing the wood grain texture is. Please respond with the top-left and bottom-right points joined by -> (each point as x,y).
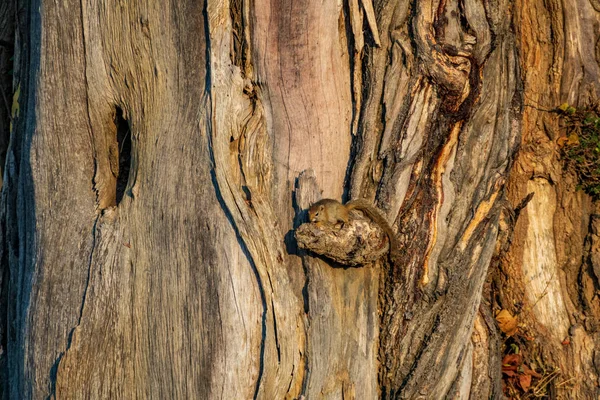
4,0 -> 262,398
294,171 -> 379,399
498,0 -> 600,397
207,0 -> 306,397
251,0 -> 352,202
2,0 -> 598,398
350,0 -> 520,397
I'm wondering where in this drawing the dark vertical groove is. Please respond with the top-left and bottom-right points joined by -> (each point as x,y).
3,0 -> 41,398
0,0 -> 15,395
341,0 -> 362,203
203,0 -> 270,398
114,107 -> 131,205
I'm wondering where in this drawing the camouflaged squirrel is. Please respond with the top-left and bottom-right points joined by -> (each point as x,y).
308,199 -> 399,262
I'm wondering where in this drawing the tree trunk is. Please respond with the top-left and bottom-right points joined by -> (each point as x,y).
0,0 -> 598,399
495,1 -> 600,398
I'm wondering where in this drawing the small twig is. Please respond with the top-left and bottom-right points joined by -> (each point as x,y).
523,103 -> 558,113
554,376 -> 576,388
531,368 -> 560,397
528,272 -> 554,313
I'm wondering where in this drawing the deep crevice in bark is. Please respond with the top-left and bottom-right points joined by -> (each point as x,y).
114,107 -> 130,206
208,163 -> 269,400
0,2 -> 15,394
229,0 -> 246,75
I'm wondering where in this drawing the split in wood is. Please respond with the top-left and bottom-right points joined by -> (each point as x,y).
295,210 -> 390,266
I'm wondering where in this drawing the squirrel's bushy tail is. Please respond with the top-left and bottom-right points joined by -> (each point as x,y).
345,199 -> 399,263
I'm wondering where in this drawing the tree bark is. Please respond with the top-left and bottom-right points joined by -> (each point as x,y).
0,0 -> 598,399
495,0 -> 600,398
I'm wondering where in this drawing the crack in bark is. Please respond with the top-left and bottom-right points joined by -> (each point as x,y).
271,298 -> 281,363
207,165 -> 268,400
47,214 -> 98,399
45,2 -> 99,397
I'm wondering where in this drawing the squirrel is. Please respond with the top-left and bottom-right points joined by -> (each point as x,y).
308,198 -> 399,262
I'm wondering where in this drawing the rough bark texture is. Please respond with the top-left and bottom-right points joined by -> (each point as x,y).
3,1 -> 262,398
494,0 -> 600,398
347,0 -> 520,397
0,0 -> 598,399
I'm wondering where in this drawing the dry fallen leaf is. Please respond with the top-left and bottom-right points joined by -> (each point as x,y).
557,136 -> 568,147
522,363 -> 543,379
496,309 -> 518,336
519,373 -> 532,392
502,353 -> 522,366
503,369 -> 517,377
502,353 -> 522,377
567,133 -> 580,146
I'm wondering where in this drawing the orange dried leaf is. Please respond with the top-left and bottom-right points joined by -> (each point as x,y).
502,354 -> 522,377
567,133 -> 580,146
502,353 -> 522,367
557,136 -> 569,147
496,309 -> 518,336
522,364 -> 542,379
519,373 -> 532,392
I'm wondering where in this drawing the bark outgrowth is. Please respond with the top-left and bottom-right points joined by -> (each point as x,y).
295,214 -> 390,266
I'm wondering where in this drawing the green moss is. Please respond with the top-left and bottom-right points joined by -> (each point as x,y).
558,103 -> 600,199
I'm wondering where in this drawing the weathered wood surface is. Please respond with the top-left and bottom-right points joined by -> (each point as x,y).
1,0 -> 599,399
3,1 -> 262,398
347,0 -> 520,397
497,0 -> 600,398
